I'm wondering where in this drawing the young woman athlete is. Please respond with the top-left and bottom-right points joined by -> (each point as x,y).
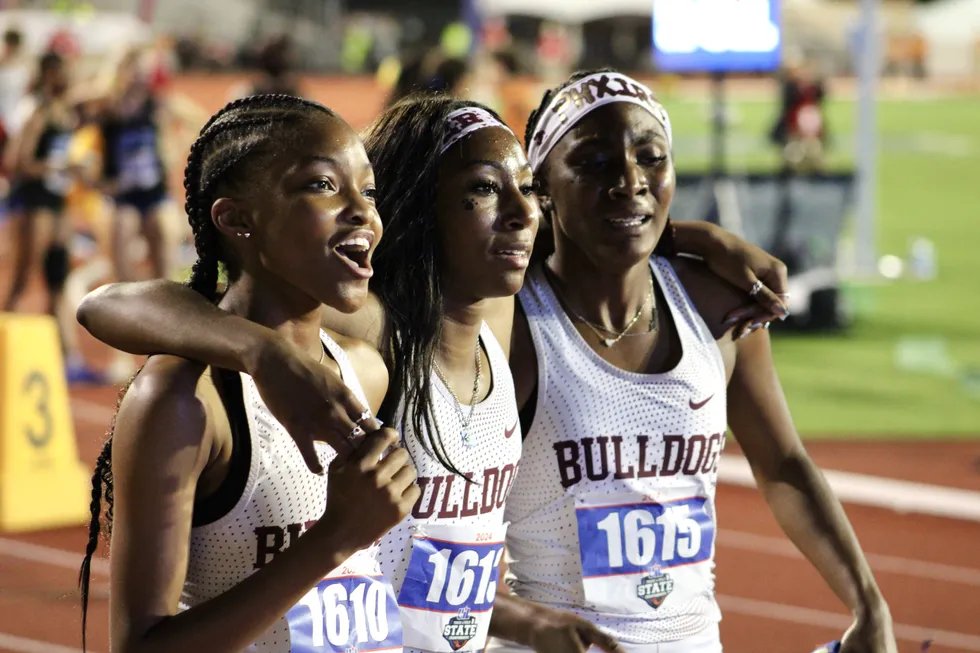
78,94 -> 419,653
2,51 -> 101,381
488,69 -> 897,653
76,94 -> 792,652
99,49 -> 175,282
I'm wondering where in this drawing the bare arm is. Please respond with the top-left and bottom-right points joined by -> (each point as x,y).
77,280 -> 371,472
670,220 -> 790,332
111,357 -> 418,653
728,331 -> 896,653
11,110 -> 48,178
490,592 -> 620,653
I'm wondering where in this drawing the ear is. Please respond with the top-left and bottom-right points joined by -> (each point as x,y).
211,197 -> 254,240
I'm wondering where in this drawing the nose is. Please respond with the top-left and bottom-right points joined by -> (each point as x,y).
500,185 -> 540,231
608,157 -> 649,200
340,187 -> 379,228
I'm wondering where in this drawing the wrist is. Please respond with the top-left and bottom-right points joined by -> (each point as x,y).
239,326 -> 284,376
304,523 -> 361,576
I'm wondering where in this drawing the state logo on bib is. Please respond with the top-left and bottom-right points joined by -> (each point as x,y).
397,522 -> 507,652
287,548 -> 402,652
575,490 -> 714,614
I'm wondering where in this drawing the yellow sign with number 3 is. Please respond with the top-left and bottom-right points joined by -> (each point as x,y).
0,313 -> 90,531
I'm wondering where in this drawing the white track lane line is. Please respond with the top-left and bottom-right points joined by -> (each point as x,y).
719,529 -> 980,587
0,538 -> 107,576
719,454 -> 980,522
0,632 -> 94,653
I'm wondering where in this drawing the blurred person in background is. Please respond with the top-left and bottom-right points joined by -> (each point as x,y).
99,48 -> 176,284
2,51 -> 102,382
769,51 -> 829,173
0,28 -> 31,186
231,34 -> 302,100
384,48 -> 471,106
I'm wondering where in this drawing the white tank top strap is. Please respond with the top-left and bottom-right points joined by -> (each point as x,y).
319,329 -> 371,410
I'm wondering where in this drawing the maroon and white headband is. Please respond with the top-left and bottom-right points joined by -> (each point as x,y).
440,106 -> 513,155
526,72 -> 672,172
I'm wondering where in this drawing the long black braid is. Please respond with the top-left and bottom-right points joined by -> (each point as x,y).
78,93 -> 334,650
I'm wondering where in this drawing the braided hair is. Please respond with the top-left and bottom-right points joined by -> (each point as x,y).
78,93 -> 334,650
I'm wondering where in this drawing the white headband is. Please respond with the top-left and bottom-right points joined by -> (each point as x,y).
526,72 -> 672,172
440,106 -> 513,155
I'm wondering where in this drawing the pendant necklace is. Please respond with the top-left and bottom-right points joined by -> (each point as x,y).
432,340 -> 482,447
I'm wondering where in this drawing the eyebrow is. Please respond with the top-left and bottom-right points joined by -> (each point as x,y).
303,155 -> 373,175
464,158 -> 533,174
570,130 -> 667,149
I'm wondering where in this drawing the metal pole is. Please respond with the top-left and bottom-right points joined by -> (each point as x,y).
854,0 -> 880,276
711,72 -> 726,177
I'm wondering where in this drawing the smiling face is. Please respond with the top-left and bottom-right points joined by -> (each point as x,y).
434,126 -> 540,303
541,103 -> 674,272
230,113 -> 382,313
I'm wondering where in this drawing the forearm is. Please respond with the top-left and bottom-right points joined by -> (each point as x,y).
77,280 -> 273,372
122,531 -> 356,653
757,450 -> 885,615
667,220 -> 728,259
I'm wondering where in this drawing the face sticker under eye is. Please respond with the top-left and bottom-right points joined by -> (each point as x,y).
463,199 -> 476,211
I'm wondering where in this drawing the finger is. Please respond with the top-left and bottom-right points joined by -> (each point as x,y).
577,623 -> 621,653
296,436 -> 325,475
723,303 -> 765,329
748,277 -> 789,319
349,427 -> 399,468
760,260 -> 790,297
386,460 -> 419,495
374,446 -> 412,481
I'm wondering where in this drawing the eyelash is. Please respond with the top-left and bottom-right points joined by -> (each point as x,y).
472,180 -> 500,195
309,178 -> 335,192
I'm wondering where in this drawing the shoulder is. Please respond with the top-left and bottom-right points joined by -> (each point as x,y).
324,329 -> 389,413
663,255 -> 746,340
113,356 -> 219,466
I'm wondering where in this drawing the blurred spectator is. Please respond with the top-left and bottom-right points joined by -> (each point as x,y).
230,34 -> 302,100
0,28 -> 31,140
385,48 -> 470,106
769,53 -> 828,172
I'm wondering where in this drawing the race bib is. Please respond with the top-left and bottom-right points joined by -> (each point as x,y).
397,522 -> 507,652
575,492 -> 715,614
287,548 -> 402,652
43,133 -> 72,195
116,127 -> 162,191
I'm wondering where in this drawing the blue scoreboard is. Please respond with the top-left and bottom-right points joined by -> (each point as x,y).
652,0 -> 782,73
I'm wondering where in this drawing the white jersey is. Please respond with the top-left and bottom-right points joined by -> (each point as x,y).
378,322 -> 522,653
179,331 -> 399,652
503,257 -> 728,645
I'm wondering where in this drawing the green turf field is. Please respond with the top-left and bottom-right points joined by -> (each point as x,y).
663,91 -> 980,436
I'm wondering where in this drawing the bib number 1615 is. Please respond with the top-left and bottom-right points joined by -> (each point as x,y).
577,497 -> 713,576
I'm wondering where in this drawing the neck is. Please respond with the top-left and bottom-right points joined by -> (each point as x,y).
220,273 -> 324,360
437,295 -> 486,372
549,242 -> 652,327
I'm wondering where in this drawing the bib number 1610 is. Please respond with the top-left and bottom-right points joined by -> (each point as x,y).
288,575 -> 401,652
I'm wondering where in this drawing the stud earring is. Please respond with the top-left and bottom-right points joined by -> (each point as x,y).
237,231 -> 252,239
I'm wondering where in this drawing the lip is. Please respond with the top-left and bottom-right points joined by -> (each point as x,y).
602,213 -> 653,233
329,228 -> 376,279
490,240 -> 533,269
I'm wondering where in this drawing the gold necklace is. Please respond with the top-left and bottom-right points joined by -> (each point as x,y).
549,266 -> 657,347
432,340 -> 482,447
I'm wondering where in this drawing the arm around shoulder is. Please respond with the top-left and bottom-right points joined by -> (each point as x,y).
77,279 -> 276,371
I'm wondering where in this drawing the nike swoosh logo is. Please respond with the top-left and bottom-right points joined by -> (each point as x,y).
504,421 -> 518,438
689,395 -> 714,410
